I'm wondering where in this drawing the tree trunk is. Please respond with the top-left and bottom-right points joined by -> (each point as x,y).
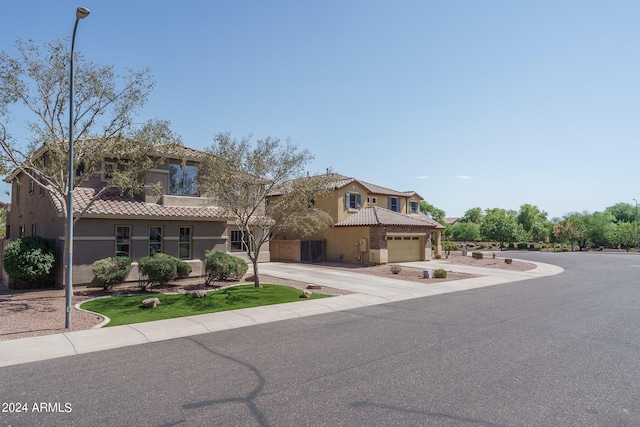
251,257 -> 261,288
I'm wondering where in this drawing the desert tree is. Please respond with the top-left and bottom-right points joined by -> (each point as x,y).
199,132 -> 333,287
0,38 -> 183,290
0,38 -> 183,218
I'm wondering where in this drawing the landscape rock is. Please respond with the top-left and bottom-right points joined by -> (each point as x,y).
142,297 -> 160,308
192,290 -> 207,298
302,290 -> 313,298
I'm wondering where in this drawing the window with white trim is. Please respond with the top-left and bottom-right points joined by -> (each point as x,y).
231,230 -> 248,252
179,226 -> 192,259
169,164 -> 198,196
116,226 -> 131,257
149,226 -> 163,255
345,192 -> 361,210
388,197 -> 400,212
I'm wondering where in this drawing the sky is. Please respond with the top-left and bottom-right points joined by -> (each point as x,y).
1,0 -> 640,219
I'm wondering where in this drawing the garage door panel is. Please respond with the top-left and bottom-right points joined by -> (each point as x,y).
388,236 -> 421,262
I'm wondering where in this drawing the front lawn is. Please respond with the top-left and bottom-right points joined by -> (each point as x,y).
80,284 -> 331,327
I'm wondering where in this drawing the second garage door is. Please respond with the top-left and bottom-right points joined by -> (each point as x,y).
387,235 -> 422,262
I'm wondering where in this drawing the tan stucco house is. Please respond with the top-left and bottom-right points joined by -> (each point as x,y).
3,144 -> 269,288
270,174 -> 444,265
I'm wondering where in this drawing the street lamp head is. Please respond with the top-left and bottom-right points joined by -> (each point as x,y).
76,7 -> 90,19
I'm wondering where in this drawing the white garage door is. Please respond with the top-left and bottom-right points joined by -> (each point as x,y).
388,236 -> 421,262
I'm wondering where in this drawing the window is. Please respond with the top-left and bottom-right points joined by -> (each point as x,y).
169,164 -> 198,196
410,201 -> 419,214
179,226 -> 192,259
19,225 -> 25,238
149,226 -> 162,255
102,162 -> 117,181
75,162 -> 85,178
345,192 -> 361,210
29,179 -> 34,194
31,223 -> 36,236
15,180 -> 20,205
231,230 -> 248,252
115,226 -> 131,257
388,197 -> 400,212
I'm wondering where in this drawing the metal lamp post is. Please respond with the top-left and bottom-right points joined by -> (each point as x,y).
634,199 -> 639,253
66,6 -> 90,329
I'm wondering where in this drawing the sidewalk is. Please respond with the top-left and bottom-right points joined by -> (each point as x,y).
0,259 -> 563,368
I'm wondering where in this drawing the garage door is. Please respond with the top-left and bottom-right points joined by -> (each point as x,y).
388,236 -> 421,262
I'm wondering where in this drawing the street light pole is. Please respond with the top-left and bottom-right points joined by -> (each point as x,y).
634,199 -> 638,253
66,6 -> 90,329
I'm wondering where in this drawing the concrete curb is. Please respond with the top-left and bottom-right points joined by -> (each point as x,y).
0,258 -> 564,368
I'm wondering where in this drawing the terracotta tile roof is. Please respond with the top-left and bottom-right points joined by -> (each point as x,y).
334,206 -> 444,229
50,187 -> 230,220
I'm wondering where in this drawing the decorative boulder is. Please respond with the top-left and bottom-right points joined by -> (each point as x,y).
142,297 -> 160,308
302,290 -> 313,298
192,290 -> 207,298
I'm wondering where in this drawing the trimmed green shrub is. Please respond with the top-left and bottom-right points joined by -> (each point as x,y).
472,251 -> 483,260
204,250 -> 248,285
176,259 -> 192,279
434,253 -> 442,260
505,258 -> 513,264
137,253 -> 185,290
3,236 -> 55,287
92,256 -> 132,291
517,242 -> 528,250
433,269 -> 447,278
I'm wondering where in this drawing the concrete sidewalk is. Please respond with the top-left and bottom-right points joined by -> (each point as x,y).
0,259 -> 563,368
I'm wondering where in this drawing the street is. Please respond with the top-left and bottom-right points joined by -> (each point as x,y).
2,252 -> 639,426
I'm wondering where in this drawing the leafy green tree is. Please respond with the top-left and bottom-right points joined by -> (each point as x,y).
199,132 -> 333,287
553,213 -> 588,251
480,208 -> 518,248
461,207 -> 484,224
517,204 -> 550,241
606,202 -> 636,223
419,201 -> 445,224
585,211 -> 617,248
612,221 -> 636,251
452,221 -> 480,242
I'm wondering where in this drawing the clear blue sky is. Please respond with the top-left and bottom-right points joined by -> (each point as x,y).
2,1 -> 640,219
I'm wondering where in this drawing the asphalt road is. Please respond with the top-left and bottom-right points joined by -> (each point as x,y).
2,252 -> 639,426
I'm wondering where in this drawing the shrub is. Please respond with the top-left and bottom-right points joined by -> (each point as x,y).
433,269 -> 447,278
472,251 -> 483,260
389,264 -> 402,274
505,258 -> 513,264
176,259 -> 192,279
137,253 -> 182,290
204,250 -> 248,285
3,236 -> 55,287
92,256 -> 132,291
516,242 -> 528,250
434,253 -> 442,260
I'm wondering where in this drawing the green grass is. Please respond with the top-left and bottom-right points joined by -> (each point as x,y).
80,284 -> 331,327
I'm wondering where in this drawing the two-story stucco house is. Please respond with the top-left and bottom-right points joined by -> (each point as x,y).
3,144 -> 270,288
270,174 -> 444,265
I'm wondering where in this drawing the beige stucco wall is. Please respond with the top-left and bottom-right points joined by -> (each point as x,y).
322,226 -> 370,264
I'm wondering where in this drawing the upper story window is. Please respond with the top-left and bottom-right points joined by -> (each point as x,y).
345,192 -> 361,210
388,197 -> 400,212
169,164 -> 198,196
102,162 -> 117,181
409,201 -> 419,214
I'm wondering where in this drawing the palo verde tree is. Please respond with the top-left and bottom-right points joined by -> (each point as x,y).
199,132 -> 333,288
0,39 -> 182,280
